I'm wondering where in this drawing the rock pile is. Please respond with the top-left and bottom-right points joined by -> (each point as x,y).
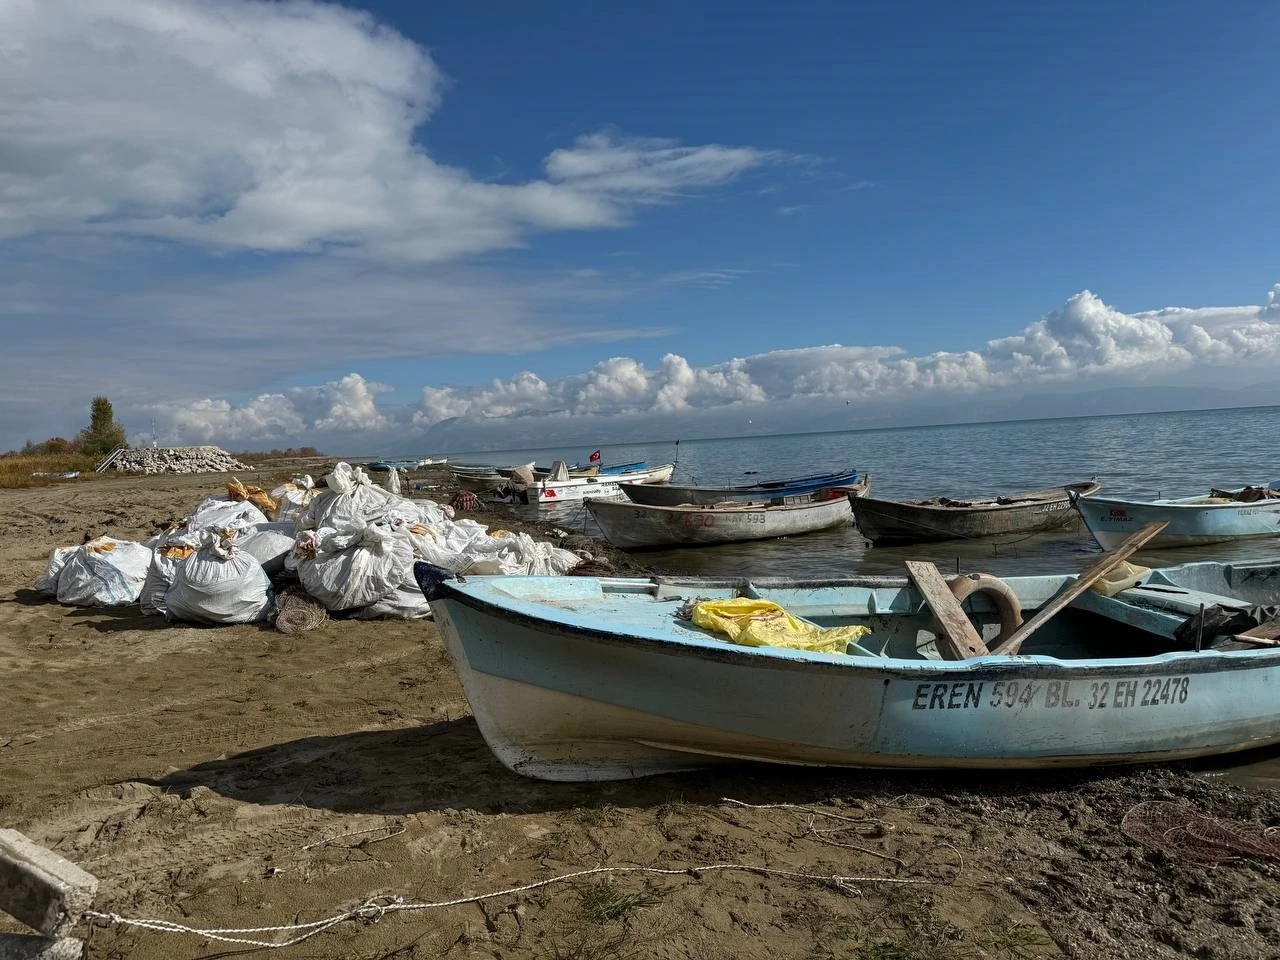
109,446 -> 251,475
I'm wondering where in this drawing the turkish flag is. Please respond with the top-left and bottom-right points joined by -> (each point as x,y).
588,449 -> 601,462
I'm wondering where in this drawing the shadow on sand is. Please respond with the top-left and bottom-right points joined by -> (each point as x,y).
141,716 -> 1280,817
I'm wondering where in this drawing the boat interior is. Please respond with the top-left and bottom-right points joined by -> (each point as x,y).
480,559 -> 1280,663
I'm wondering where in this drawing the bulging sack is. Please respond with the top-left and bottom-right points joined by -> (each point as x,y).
165,533 -> 274,624
51,537 -> 153,607
296,521 -> 414,612
140,533 -> 200,616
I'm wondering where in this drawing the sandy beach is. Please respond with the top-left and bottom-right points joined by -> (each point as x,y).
2,466 -> 1278,959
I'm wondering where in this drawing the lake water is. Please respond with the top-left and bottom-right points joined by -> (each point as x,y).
426,404 -> 1280,579
417,405 -> 1280,787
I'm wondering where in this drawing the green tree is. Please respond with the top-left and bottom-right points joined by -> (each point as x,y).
78,397 -> 127,455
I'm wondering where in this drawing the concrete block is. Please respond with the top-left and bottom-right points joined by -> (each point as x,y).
0,934 -> 83,960
0,831 -> 98,938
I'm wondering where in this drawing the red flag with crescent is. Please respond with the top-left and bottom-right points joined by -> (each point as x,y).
588,449 -> 601,462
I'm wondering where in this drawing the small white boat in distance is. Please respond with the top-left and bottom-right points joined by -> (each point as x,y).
529,460 -> 674,505
1072,485 -> 1280,549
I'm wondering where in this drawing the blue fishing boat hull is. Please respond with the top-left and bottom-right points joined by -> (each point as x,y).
1074,490 -> 1280,549
423,560 -> 1280,781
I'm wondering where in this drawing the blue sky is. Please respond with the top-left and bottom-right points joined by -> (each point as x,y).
0,0 -> 1277,452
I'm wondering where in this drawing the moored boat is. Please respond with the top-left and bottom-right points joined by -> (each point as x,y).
585,488 -> 856,550
620,466 -> 862,507
851,481 -> 1100,544
418,553 -> 1280,782
529,461 -> 675,505
449,461 -> 537,493
1072,485 -> 1280,550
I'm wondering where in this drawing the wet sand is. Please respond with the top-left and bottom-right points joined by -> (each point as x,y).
1,467 -> 1278,959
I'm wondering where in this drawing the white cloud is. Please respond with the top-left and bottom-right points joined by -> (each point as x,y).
0,0 -> 779,262
656,269 -> 751,289
149,286 -> 1280,446
165,373 -> 389,442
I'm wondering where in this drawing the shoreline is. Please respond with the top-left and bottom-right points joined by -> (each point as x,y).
1,464 -> 1277,959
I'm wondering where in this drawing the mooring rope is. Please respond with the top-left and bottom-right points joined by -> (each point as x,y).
85,860 -> 945,949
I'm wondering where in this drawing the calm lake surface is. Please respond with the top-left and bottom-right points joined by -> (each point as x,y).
419,405 -> 1280,787
429,404 -> 1280,580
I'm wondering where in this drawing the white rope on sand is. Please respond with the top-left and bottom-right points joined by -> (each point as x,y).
86,861 -> 945,949
85,795 -> 960,949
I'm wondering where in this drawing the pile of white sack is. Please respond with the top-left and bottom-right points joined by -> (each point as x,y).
34,462 -> 588,624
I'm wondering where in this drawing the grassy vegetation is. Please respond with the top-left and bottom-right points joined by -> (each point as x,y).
0,452 -> 99,489
573,880 -> 663,925
794,889 -> 1056,960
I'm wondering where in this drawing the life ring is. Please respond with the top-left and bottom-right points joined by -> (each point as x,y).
948,573 -> 1023,645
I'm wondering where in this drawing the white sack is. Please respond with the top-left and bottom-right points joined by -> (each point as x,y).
297,521 -> 414,612
35,546 -> 77,595
54,537 -> 153,606
349,572 -> 433,620
463,530 -> 582,576
139,533 -> 201,616
165,534 -> 273,624
185,495 -> 269,535
236,523 -> 297,575
270,476 -> 320,523
297,463 -> 402,532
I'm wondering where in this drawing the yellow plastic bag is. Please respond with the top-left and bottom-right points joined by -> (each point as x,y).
691,598 -> 871,655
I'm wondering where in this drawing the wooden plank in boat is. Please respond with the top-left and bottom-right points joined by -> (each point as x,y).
904,560 -> 990,659
990,521 -> 1168,656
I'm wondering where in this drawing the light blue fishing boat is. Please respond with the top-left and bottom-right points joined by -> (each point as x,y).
1072,485 -> 1280,550
417,557 -> 1280,781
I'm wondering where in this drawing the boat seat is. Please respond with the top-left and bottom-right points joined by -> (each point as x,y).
1111,585 -> 1251,615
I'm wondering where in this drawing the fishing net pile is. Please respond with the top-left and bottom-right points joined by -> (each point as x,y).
273,585 -> 329,634
1121,801 -> 1280,866
34,462 -> 589,625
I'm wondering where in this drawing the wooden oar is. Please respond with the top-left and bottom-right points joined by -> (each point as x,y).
905,560 -> 990,659
989,520 -> 1169,656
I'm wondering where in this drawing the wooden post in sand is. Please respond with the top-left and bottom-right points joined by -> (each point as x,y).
0,829 -> 98,960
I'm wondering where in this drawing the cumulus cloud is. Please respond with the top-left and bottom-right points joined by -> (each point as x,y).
165,373 -> 390,443
155,286 -> 1280,445
0,0 -> 777,262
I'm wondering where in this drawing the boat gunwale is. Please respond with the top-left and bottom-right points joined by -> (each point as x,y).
618,466 -> 860,498
1077,492 -> 1280,510
586,494 -> 854,517
432,574 -> 1280,680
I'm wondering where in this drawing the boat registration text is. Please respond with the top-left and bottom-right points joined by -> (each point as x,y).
910,677 -> 1191,711
676,512 -> 766,527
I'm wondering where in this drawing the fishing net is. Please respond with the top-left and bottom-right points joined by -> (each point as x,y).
1120,801 -> 1280,867
568,557 -> 617,577
274,586 -> 329,635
